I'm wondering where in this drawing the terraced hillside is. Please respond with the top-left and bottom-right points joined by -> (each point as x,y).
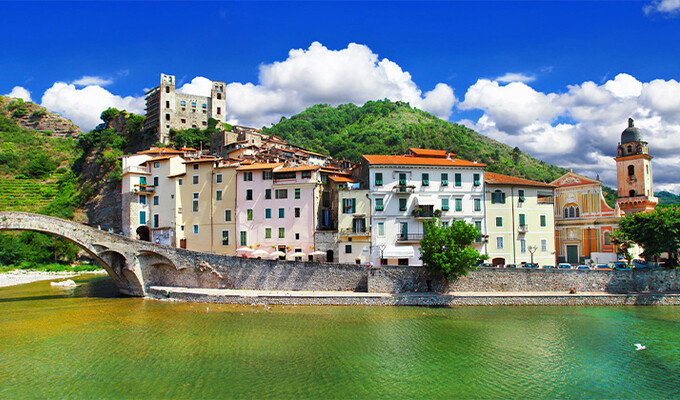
0,178 -> 59,212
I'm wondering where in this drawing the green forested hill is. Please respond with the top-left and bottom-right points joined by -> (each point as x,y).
262,100 -> 568,183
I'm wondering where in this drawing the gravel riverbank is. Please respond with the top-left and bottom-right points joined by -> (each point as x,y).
0,270 -> 105,288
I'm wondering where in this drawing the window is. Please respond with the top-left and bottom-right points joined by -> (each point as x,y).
455,173 -> 462,187
375,173 -> 383,186
240,231 -> 247,246
399,198 -> 407,211
165,113 -> 170,121
378,222 -> 385,237
455,198 -> 462,212
278,227 -> 285,238
343,198 -> 356,213
224,209 -> 232,222
217,107 -> 221,115
178,178 -> 183,186
519,214 -> 526,227
275,189 -> 288,199
475,221 -> 483,243
295,188 -> 301,199
471,198 -> 480,212
153,177 -> 159,187
399,173 -> 407,186
202,103 -> 207,109
422,173 -> 429,186
491,190 -> 506,204
265,228 -> 272,239
153,161 -> 160,168
515,189 -> 525,202
192,175 -> 199,185
473,173 -> 481,186
628,165 -> 635,176
520,239 -> 526,254
192,193 -> 199,212
193,164 -> 199,170
139,195 -> 146,205
442,198 -> 450,211
181,118 -> 186,124
216,174 -> 223,184
279,208 -> 285,218
153,195 -> 159,205
345,245 -> 352,254
194,225 -> 199,234
178,207 -> 182,214
246,189 -> 253,200
244,172 -> 252,181
541,239 -> 547,252
247,209 -> 253,221
441,173 -> 449,186
222,230 -> 229,246
265,189 -> 271,199
295,207 -> 301,218
139,211 -> 146,225
496,237 -> 504,249
604,231 -> 612,246
265,208 -> 272,219
140,176 -> 147,186
295,233 -> 300,240
180,101 -> 186,106
540,215 -> 547,227
375,198 -> 384,211
302,171 -> 312,179
496,217 -> 503,227
216,190 -> 222,201
262,171 -> 273,180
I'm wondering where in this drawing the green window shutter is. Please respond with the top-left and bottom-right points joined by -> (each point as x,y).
265,189 -> 271,199
295,188 -> 301,199
501,192 -> 506,204
265,208 -> 271,219
422,173 -> 429,186
265,228 -> 271,239
247,209 -> 253,221
399,198 -> 407,211
474,198 -> 481,212
442,198 -> 449,211
441,173 -> 448,186
399,173 -> 406,186
475,221 -> 483,243
519,214 -> 526,226
240,231 -> 247,246
351,198 -> 356,213
474,173 -> 480,186
375,198 -> 384,211
518,189 -> 525,202
496,217 -> 502,227
455,173 -> 462,187
455,198 -> 462,211
278,228 -> 285,238
540,215 -> 546,227
375,173 -> 383,186
378,222 -> 384,236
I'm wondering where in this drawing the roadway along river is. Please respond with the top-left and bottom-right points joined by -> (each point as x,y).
1,274 -> 679,399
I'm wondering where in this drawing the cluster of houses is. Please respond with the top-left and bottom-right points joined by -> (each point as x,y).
121,117 -> 657,267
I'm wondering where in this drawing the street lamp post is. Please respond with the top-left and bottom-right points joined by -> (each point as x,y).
528,245 -> 538,265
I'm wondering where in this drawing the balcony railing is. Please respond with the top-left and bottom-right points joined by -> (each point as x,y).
412,209 -> 437,219
392,185 -> 416,195
133,184 -> 155,194
396,233 -> 423,243
339,228 -> 369,236
518,225 -> 528,233
124,166 -> 150,175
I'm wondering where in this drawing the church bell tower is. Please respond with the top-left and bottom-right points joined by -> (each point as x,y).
615,118 -> 658,214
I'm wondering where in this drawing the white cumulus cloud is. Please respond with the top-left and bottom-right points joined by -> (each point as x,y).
72,76 -> 113,87
495,73 -> 536,83
177,76 -> 213,97
225,41 -> 456,127
41,82 -> 145,131
644,0 -> 680,15
4,86 -> 32,102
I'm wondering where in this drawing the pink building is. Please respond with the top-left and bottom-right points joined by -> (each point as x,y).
235,163 -> 321,260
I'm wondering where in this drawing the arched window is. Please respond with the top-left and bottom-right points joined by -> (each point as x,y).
627,145 -> 633,153
569,206 -> 575,218
564,208 -> 568,218
630,190 -> 636,197
628,165 -> 635,176
165,86 -> 170,93
603,232 -> 611,246
575,207 -> 580,217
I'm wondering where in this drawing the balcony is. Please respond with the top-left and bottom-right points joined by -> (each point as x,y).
392,185 -> 416,195
123,166 -> 150,175
133,184 -> 155,194
412,206 -> 438,219
339,228 -> 369,237
518,225 -> 528,234
396,233 -> 423,243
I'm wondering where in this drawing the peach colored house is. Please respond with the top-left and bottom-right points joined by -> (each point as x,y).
235,163 -> 321,260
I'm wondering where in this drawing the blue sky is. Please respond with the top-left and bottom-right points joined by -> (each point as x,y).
2,1 -> 680,192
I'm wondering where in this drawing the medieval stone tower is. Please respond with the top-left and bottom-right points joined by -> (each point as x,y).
615,118 -> 658,214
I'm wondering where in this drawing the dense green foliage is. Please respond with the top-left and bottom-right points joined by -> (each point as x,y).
617,208 -> 680,267
419,219 -> 487,281
262,100 -> 568,182
170,117 -> 221,150
655,191 -> 680,205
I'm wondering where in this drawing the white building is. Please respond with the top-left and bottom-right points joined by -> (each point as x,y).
358,149 -> 487,266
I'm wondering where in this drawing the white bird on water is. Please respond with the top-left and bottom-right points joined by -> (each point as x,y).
634,344 -> 646,351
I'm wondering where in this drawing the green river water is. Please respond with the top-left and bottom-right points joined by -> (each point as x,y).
1,274 -> 680,399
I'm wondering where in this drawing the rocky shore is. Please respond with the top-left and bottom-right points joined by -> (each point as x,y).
0,270 -> 103,288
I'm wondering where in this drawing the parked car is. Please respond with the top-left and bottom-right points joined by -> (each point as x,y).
505,264 -> 517,268
542,265 -> 555,269
576,265 -> 591,270
612,262 -> 632,271
525,263 -> 539,269
596,264 -> 612,270
481,263 -> 493,268
632,260 -> 647,269
558,263 -> 572,269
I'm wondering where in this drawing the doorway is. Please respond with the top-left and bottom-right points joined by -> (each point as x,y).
566,245 -> 579,264
136,226 -> 150,241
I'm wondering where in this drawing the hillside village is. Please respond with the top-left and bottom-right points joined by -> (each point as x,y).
118,74 -> 663,267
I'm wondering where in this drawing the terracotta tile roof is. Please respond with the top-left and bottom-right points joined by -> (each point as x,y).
362,155 -> 485,167
139,147 -> 184,155
236,163 -> 284,171
275,165 -> 321,173
142,156 -> 176,163
408,148 -> 455,158
179,147 -> 197,151
183,158 -> 217,164
328,176 -> 357,183
485,172 -> 556,188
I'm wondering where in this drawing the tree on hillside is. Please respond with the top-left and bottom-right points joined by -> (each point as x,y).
419,218 -> 487,280
616,207 -> 680,267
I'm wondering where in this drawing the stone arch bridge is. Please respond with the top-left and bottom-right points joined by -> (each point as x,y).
0,212 -> 372,296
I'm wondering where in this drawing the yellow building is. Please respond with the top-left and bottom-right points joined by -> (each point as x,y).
336,180 -> 370,264
551,172 -> 620,264
484,172 -> 556,266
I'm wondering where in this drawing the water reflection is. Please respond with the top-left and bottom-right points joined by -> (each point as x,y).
0,276 -> 680,399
